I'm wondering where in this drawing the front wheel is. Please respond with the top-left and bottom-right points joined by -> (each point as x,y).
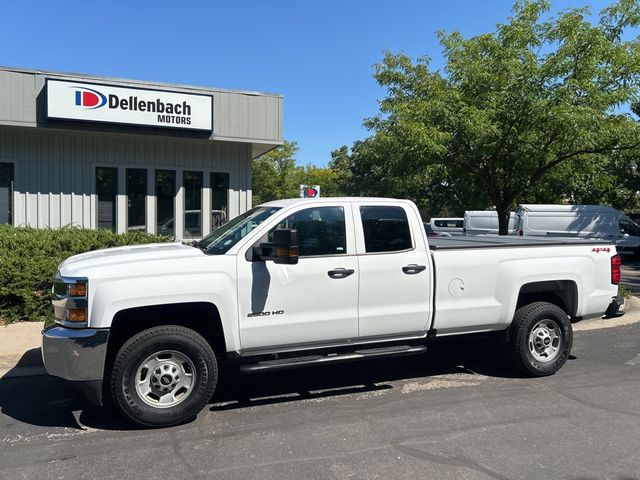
508,301 -> 572,376
110,325 -> 218,427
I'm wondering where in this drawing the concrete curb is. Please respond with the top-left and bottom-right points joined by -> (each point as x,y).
573,295 -> 640,331
2,297 -> 640,379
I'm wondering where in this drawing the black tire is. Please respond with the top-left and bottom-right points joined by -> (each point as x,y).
508,301 -> 572,377
110,325 -> 217,428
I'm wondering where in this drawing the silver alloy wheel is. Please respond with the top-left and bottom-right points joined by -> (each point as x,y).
528,319 -> 562,362
134,350 -> 196,408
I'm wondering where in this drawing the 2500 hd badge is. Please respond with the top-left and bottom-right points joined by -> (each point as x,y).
247,310 -> 285,318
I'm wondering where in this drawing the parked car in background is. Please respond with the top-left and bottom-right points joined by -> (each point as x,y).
430,217 -> 464,236
463,211 -> 518,236
158,210 -> 228,237
424,223 -> 453,237
515,204 -> 640,257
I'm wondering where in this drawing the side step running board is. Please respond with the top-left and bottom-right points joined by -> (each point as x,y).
239,344 -> 427,374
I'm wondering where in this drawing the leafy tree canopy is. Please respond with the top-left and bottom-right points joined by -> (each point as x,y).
252,141 -> 347,205
346,0 -> 640,232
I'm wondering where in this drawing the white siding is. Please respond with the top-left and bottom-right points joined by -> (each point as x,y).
0,127 -> 252,239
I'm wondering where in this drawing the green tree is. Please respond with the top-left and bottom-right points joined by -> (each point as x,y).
352,0 -> 640,233
253,141 -> 347,204
328,145 -> 354,196
297,165 -> 343,197
252,141 -> 300,205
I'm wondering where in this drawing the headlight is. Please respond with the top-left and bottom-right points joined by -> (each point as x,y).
51,276 -> 89,328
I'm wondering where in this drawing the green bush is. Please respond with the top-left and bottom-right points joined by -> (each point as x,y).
0,226 -> 173,323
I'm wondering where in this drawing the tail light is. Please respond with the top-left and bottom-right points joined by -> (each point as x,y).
611,254 -> 621,285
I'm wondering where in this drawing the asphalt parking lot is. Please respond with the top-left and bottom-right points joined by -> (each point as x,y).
622,259 -> 640,295
1,320 -> 640,480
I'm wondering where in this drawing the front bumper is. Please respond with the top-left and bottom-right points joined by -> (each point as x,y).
42,326 -> 109,405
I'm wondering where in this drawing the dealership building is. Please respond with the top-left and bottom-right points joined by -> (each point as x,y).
0,66 -> 283,239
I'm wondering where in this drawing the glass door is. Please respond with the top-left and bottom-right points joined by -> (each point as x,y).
183,171 -> 203,238
126,168 -> 147,232
0,163 -> 13,225
96,167 -> 117,231
210,172 -> 229,231
155,170 -> 176,236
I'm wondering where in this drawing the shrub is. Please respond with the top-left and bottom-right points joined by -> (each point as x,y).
0,226 -> 173,323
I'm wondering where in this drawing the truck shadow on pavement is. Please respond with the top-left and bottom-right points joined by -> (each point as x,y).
0,334 -> 537,431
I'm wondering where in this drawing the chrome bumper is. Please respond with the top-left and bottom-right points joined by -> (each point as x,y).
42,326 -> 109,405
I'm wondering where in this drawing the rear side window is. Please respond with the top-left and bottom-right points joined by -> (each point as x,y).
360,206 -> 412,253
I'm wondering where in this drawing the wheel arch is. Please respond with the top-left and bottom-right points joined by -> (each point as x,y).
516,280 -> 578,318
104,302 -> 228,380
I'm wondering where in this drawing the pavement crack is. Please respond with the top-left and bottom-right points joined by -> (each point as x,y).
392,443 -> 513,480
167,430 -> 203,479
555,389 -> 640,418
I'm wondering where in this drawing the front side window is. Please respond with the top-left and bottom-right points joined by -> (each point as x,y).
360,206 -> 412,253
620,218 -> 640,236
269,206 -> 346,257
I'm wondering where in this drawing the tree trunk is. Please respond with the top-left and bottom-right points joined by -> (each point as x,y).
496,206 -> 512,236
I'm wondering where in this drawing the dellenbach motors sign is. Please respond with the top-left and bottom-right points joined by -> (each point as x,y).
46,80 -> 213,131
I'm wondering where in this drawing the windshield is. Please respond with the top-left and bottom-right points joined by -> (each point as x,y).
199,206 -> 281,255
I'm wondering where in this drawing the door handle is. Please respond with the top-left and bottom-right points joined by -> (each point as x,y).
402,264 -> 427,275
328,268 -> 355,279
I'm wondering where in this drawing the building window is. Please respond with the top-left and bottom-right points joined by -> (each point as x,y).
96,167 -> 117,231
0,163 -> 13,225
183,171 -> 203,238
155,170 -> 176,236
126,168 -> 147,232
211,172 -> 229,230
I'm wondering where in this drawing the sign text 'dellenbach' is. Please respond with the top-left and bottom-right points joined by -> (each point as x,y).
46,80 -> 213,131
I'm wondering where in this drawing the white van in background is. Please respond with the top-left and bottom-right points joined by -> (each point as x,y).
515,204 -> 640,257
430,217 -> 464,235
463,211 -> 518,236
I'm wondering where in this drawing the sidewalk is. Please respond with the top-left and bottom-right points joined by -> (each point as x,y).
1,298 -> 639,379
0,321 -> 45,378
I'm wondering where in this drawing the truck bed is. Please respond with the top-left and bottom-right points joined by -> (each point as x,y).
428,236 -> 611,250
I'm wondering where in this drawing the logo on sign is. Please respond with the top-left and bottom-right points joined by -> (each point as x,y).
300,185 -> 320,198
74,87 -> 107,109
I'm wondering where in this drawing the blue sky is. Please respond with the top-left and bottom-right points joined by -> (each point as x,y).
0,0 -> 629,166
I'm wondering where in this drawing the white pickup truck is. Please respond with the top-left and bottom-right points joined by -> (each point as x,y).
43,198 -> 623,427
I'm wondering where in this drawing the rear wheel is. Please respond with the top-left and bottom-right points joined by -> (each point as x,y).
508,301 -> 572,376
110,325 -> 217,427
